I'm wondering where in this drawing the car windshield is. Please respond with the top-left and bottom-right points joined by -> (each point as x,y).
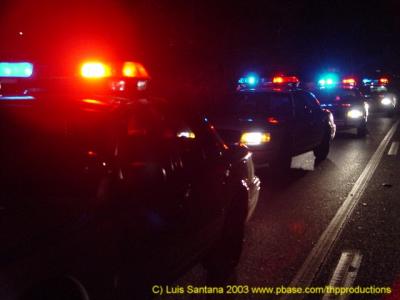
222,92 -> 292,117
313,89 -> 361,103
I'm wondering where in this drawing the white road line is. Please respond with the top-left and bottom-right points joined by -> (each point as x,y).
388,141 -> 399,155
281,120 -> 399,300
322,250 -> 363,300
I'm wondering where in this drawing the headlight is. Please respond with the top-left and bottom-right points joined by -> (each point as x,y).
381,97 -> 392,105
347,109 -> 363,119
240,132 -> 271,145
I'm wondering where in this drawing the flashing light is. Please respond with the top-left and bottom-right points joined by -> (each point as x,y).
347,109 -> 363,119
381,97 -> 392,105
267,117 -> 279,124
379,77 -> 389,85
362,78 -> 372,84
122,62 -> 150,78
238,74 -> 259,86
318,73 -> 339,88
240,132 -> 271,146
342,78 -> 356,86
272,76 -> 299,84
0,62 -> 33,78
81,62 -> 112,78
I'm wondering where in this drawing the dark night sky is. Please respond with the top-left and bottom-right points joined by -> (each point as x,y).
2,0 -> 400,83
125,0 -> 400,76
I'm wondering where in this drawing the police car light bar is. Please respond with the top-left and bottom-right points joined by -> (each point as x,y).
81,62 -> 112,78
272,76 -> 299,84
81,61 -> 150,79
122,62 -> 150,78
379,77 -> 389,85
342,78 -> 356,85
0,62 -> 33,78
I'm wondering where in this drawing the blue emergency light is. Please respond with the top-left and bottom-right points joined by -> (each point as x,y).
318,73 -> 339,88
238,74 -> 259,86
0,62 -> 33,78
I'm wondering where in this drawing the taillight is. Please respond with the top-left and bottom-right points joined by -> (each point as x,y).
81,62 -> 112,78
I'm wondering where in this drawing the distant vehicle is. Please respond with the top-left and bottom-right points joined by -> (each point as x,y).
313,78 -> 369,137
360,77 -> 397,116
210,74 -> 336,169
0,21 -> 260,300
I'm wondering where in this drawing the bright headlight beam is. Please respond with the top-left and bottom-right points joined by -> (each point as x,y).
381,97 -> 392,105
240,132 -> 271,145
347,109 -> 363,119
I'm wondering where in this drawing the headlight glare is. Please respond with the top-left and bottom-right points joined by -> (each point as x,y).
381,97 -> 392,105
347,109 -> 363,119
240,132 -> 271,145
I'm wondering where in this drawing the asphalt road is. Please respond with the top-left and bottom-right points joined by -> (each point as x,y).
156,112 -> 400,300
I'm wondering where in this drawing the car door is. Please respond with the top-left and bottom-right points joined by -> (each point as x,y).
116,102 -> 228,286
292,91 -> 325,153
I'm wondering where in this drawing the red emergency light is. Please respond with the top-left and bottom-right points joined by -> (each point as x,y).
272,76 -> 299,84
80,61 -> 150,79
379,77 -> 389,85
342,78 -> 356,85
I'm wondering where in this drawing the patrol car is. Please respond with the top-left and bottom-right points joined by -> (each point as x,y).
359,76 -> 397,116
312,76 -> 368,137
211,74 -> 336,168
0,23 -> 260,300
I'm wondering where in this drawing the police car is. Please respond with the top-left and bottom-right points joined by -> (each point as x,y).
211,74 -> 336,169
0,22 -> 260,300
312,76 -> 368,137
360,76 -> 397,116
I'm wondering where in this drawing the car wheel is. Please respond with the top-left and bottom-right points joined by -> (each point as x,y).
202,190 -> 247,285
356,122 -> 367,138
314,130 -> 330,162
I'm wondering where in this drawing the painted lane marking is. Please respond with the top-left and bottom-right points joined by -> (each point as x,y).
388,141 -> 399,156
322,250 -> 363,300
281,120 -> 399,300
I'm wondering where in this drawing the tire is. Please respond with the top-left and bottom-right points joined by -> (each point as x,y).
356,122 -> 367,138
314,131 -> 330,162
202,191 -> 247,285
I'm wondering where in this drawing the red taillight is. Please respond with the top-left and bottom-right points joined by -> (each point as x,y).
81,62 -> 112,78
379,77 -> 389,85
267,117 -> 279,124
341,103 -> 351,107
272,76 -> 299,84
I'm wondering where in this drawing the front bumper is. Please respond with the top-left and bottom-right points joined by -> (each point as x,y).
334,117 -> 365,130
